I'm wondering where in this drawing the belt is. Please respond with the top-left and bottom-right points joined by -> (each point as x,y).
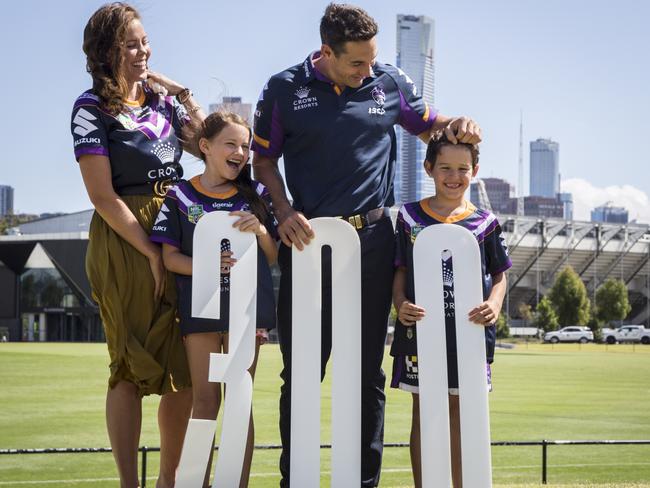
117,180 -> 174,197
336,207 -> 390,230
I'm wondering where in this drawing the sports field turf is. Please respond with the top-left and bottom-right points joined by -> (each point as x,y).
1,342 -> 649,487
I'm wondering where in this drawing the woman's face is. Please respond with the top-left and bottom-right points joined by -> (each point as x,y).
120,19 -> 150,85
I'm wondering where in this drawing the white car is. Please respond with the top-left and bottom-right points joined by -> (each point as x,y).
544,326 -> 593,344
602,325 -> 650,345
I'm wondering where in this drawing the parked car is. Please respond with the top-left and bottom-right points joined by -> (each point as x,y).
543,326 -> 593,344
601,325 -> 650,344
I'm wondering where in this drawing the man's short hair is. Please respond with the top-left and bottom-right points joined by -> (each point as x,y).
320,3 -> 378,55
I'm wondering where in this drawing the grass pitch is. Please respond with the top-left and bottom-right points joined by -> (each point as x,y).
1,342 -> 649,487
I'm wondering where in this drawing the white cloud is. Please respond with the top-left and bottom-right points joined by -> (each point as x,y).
561,178 -> 650,224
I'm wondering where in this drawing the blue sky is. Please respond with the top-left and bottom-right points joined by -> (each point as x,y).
1,0 -> 649,222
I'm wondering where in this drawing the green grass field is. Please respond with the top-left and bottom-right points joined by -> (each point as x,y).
1,342 -> 650,487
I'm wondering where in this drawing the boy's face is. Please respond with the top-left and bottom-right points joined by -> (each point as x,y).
425,145 -> 478,202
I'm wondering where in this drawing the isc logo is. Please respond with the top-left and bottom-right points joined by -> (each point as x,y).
368,107 -> 386,115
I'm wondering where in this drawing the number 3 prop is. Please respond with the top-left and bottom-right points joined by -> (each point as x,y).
414,224 -> 492,487
291,218 -> 362,487
176,212 -> 258,488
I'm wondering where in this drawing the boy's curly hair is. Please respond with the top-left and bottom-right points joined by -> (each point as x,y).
320,3 -> 378,55
425,131 -> 480,168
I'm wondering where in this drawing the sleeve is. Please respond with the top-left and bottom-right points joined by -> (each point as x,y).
484,215 -> 512,276
391,67 -> 437,136
394,208 -> 410,268
150,190 -> 183,248
71,93 -> 109,161
171,96 -> 191,135
251,77 -> 285,158
256,182 -> 280,241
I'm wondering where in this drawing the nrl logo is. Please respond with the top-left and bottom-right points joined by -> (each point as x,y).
371,86 -> 386,107
295,86 -> 310,99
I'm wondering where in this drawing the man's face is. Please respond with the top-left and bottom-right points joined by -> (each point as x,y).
322,37 -> 378,88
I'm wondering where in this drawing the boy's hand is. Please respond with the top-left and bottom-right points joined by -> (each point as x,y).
398,300 -> 426,326
468,299 -> 501,326
220,250 -> 236,273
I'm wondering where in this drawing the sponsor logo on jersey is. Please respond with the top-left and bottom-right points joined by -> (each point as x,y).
293,86 -> 318,111
73,108 -> 99,137
73,137 -> 101,147
188,204 -> 204,224
154,203 -> 169,226
147,165 -> 178,180
151,141 -> 176,164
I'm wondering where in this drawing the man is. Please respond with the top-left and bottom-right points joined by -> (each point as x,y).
252,4 -> 481,486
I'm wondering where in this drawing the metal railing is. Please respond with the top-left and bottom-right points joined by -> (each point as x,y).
2,440 -> 650,486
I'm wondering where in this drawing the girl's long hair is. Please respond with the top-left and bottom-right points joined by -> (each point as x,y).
83,2 -> 139,115
190,112 -> 270,222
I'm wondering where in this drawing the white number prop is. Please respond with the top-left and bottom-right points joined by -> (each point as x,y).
414,224 -> 492,487
176,212 -> 257,488
291,218 -> 362,487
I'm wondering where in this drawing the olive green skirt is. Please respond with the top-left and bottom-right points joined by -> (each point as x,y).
86,195 -> 190,396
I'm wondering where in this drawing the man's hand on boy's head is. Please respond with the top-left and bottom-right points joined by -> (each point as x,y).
398,300 -> 426,326
443,116 -> 482,145
468,299 -> 501,326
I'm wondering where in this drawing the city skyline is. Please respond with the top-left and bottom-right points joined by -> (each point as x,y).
1,0 -> 649,223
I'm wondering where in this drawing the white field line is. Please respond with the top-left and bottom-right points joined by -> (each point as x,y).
2,462 -> 650,485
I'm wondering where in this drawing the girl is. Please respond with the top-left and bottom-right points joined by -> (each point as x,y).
390,132 -> 511,487
150,111 -> 278,487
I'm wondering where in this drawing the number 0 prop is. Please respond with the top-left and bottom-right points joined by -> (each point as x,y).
291,218 -> 362,487
176,212 -> 258,488
414,224 -> 492,487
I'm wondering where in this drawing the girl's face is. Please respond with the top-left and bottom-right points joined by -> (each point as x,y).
199,123 -> 251,181
425,145 -> 478,202
120,19 -> 150,85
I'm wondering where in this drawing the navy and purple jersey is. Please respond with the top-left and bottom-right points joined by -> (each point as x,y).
150,176 -> 278,332
71,83 -> 190,193
390,200 -> 512,362
251,52 -> 437,217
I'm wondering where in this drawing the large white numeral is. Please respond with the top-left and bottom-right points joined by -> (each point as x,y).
414,224 -> 492,488
290,218 -> 362,487
176,212 -> 257,488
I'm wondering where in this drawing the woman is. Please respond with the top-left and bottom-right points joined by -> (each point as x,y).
70,3 -> 205,486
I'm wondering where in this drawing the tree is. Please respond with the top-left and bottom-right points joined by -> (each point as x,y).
496,313 -> 510,339
548,266 -> 590,326
595,278 -> 631,326
533,296 -> 559,332
518,303 -> 533,325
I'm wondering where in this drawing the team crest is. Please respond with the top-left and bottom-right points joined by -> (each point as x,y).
371,85 -> 386,106
410,225 -> 424,243
187,204 -> 204,224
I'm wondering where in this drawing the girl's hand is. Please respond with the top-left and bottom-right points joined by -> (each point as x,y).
221,250 -> 236,273
398,300 -> 426,326
230,211 -> 267,237
147,249 -> 166,299
146,70 -> 185,96
468,299 -> 501,326
256,328 -> 269,346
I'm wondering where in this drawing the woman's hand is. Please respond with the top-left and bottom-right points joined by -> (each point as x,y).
146,70 -> 184,96
398,300 -> 426,326
147,248 -> 166,299
230,211 -> 267,237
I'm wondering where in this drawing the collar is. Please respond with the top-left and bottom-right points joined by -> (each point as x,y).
300,51 -> 331,84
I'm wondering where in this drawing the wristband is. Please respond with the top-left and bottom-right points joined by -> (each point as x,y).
176,88 -> 192,104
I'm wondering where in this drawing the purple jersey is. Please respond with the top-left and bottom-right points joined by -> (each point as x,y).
70,83 -> 190,193
390,200 -> 512,360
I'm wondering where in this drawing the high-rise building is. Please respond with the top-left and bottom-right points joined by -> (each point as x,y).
558,192 -> 573,220
523,195 -> 564,218
529,138 -> 559,197
591,203 -> 628,223
209,97 -> 253,124
470,177 -> 515,214
394,14 -> 435,204
0,185 -> 14,216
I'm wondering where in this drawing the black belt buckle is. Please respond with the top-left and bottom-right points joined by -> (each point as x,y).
153,180 -> 172,197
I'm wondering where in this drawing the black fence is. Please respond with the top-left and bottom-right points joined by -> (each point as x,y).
2,440 -> 650,486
